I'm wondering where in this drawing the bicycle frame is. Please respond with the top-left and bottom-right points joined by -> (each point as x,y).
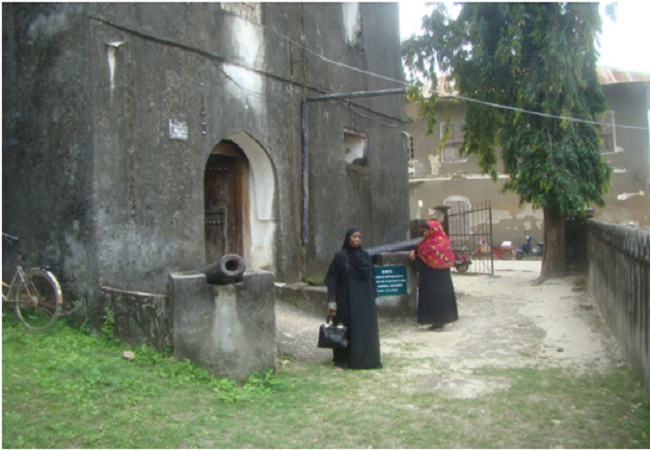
2,266 -> 23,304
2,233 -> 64,330
3,265 -> 62,305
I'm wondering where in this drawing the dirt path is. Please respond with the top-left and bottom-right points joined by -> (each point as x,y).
275,261 -> 623,398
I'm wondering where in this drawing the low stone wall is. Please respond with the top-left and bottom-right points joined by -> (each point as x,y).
586,220 -> 650,394
95,287 -> 171,350
96,270 -> 277,382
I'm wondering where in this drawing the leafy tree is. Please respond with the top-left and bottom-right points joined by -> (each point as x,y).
402,2 -> 612,281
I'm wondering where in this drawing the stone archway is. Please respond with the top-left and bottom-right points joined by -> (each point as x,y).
204,132 -> 277,272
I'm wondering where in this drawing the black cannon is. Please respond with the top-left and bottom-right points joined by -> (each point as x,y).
200,254 -> 246,285
366,238 -> 423,262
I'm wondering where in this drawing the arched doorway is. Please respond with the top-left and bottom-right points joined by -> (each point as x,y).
204,140 -> 249,264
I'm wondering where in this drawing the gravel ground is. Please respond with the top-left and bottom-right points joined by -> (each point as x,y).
275,299 -> 333,363
275,260 -> 624,397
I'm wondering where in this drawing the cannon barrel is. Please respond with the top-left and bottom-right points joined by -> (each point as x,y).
366,238 -> 423,258
200,254 -> 246,285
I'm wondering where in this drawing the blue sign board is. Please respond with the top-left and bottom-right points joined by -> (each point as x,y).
375,265 -> 408,297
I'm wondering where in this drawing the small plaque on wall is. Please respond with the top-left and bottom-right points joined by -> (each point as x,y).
169,119 -> 188,141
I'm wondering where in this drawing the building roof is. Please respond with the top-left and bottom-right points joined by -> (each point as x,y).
421,67 -> 650,98
597,67 -> 650,85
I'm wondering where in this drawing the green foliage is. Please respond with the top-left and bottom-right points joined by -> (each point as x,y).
2,314 -> 649,448
2,315 -> 292,447
402,3 -> 613,217
101,307 -> 115,339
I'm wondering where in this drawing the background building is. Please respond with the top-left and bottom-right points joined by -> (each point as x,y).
407,68 -> 650,247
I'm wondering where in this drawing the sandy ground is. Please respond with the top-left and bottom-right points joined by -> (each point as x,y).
275,260 -> 624,398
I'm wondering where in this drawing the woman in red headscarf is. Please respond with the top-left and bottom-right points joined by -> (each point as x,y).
409,220 -> 459,331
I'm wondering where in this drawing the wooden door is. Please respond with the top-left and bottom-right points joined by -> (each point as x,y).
204,141 -> 248,264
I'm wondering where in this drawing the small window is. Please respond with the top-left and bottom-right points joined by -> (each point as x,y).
440,122 -> 467,163
408,136 -> 414,160
599,111 -> 616,154
221,3 -> 261,23
344,128 -> 368,166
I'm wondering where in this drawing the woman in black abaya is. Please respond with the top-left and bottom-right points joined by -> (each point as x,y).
324,228 -> 382,370
409,220 -> 459,332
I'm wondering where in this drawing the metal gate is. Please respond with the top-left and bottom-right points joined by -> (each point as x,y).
446,201 -> 495,276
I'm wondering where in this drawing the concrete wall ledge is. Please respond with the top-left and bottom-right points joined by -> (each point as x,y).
95,286 -> 170,350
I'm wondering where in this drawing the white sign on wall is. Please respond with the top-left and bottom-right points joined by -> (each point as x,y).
169,119 -> 188,141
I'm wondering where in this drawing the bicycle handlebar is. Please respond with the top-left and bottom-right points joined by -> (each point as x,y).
2,233 -> 19,243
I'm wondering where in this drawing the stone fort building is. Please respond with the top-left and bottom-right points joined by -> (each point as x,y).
3,3 -> 410,319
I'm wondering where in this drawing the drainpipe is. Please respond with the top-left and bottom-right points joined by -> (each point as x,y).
301,88 -> 407,245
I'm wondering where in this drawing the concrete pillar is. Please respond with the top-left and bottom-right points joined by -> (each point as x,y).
434,205 -> 452,235
168,269 -> 276,381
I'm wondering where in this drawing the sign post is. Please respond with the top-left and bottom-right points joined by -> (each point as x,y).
374,265 -> 408,297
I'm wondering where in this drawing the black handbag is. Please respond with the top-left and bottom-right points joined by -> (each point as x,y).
317,316 -> 348,349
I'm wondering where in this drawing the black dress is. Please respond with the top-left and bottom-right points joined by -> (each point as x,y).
325,246 -> 382,370
414,258 -> 459,327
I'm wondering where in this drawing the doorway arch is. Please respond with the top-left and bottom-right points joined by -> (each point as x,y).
203,133 -> 277,272
204,140 -> 248,264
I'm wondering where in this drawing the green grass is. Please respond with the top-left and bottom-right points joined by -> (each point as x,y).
3,313 -> 649,448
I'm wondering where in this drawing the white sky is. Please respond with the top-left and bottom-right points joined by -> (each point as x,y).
399,1 -> 650,74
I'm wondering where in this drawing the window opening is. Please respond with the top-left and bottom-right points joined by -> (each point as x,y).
344,128 -> 368,166
221,2 -> 261,23
599,111 -> 616,154
440,122 -> 467,163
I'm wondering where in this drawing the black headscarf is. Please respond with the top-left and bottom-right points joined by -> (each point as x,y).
340,228 -> 373,281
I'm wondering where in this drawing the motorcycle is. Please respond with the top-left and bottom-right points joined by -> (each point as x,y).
453,247 -> 472,273
515,235 -> 544,260
472,239 -> 515,260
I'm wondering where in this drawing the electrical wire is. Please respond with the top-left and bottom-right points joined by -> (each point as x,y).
90,13 -> 648,132
431,90 -> 649,131
265,24 -> 648,131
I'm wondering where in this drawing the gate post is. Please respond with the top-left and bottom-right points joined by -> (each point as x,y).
434,205 -> 452,235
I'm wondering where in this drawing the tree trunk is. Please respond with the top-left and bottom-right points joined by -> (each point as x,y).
539,206 -> 567,282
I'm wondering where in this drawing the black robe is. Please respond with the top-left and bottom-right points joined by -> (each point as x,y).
325,247 -> 382,370
414,258 -> 459,327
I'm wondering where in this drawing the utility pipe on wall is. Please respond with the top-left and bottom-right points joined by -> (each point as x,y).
301,88 -> 407,244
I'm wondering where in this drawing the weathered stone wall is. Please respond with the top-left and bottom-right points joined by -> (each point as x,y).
586,220 -> 650,394
95,287 -> 171,350
2,3 -> 409,322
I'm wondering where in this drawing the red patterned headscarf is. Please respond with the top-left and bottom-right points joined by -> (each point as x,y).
417,220 -> 455,269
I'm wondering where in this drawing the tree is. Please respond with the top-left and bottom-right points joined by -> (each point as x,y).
402,3 -> 612,281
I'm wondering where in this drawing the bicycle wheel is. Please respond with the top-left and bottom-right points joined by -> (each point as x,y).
14,269 -> 62,330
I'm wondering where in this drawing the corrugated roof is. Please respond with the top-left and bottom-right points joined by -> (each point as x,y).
422,67 -> 650,98
597,67 -> 650,84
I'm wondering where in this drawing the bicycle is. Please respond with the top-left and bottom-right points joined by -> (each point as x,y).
2,233 -> 63,330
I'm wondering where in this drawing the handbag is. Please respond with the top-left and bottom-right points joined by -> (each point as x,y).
317,316 -> 348,349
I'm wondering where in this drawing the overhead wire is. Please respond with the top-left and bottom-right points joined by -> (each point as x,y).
91,12 -> 648,132
264,22 -> 649,132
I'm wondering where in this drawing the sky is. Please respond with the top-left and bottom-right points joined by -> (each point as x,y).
399,1 -> 650,74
